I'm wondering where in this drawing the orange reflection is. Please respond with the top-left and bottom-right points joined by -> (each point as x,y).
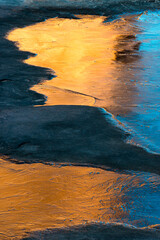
7,15 -> 141,114
0,159 -> 142,239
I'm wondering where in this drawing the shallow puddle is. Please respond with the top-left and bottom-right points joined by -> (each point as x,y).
0,159 -> 159,239
7,14 -> 140,111
7,11 -> 160,153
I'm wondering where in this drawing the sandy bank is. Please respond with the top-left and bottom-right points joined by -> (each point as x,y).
22,224 -> 160,240
0,105 -> 159,174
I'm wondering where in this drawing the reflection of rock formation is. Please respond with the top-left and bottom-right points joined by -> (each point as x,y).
114,34 -> 141,63
7,14 -> 142,115
108,16 -> 142,115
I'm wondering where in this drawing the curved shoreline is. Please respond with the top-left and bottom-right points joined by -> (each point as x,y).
0,8 -> 160,173
0,105 -> 159,174
21,223 -> 160,240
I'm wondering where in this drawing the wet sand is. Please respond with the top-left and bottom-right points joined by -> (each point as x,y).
0,105 -> 160,174
22,224 -> 160,240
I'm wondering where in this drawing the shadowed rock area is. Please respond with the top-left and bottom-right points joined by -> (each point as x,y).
0,105 -> 159,174
22,224 -> 160,240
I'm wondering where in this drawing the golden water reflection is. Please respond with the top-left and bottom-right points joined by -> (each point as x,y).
7,15 -> 141,115
0,159 -> 147,239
